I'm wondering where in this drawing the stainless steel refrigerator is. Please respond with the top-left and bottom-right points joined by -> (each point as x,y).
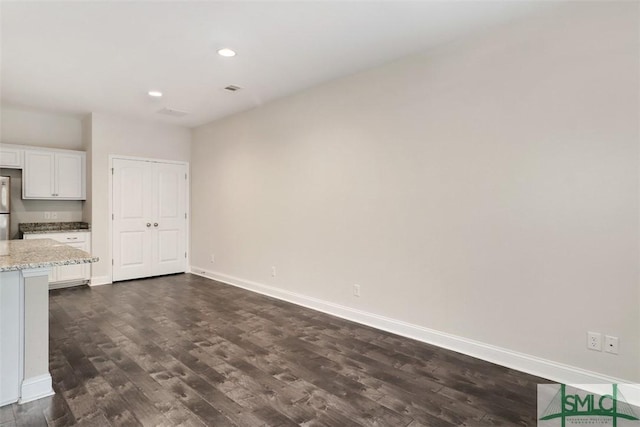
0,176 -> 10,240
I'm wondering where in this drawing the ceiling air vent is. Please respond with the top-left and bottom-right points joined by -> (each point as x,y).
157,107 -> 189,117
224,85 -> 242,92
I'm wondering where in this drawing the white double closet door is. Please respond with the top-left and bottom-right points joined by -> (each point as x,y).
112,158 -> 187,282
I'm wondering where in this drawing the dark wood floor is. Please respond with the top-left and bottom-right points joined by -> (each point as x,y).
2,273 -> 547,426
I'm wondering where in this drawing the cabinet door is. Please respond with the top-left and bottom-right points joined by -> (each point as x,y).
56,242 -> 88,282
0,146 -> 23,169
22,234 -> 56,282
23,151 -> 55,198
55,152 -> 85,199
0,271 -> 21,406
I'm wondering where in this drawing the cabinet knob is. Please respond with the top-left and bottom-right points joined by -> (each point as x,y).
154,223 -> 159,227
146,223 -> 151,228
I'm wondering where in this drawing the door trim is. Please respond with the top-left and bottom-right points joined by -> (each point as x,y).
108,155 -> 190,284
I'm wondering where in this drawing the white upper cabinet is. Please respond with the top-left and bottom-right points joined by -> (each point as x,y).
0,145 -> 23,168
23,150 -> 55,198
55,152 -> 84,198
23,149 -> 86,200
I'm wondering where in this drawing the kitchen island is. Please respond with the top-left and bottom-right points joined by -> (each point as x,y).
0,239 -> 97,407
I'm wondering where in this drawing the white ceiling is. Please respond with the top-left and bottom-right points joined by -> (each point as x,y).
1,1 -> 549,128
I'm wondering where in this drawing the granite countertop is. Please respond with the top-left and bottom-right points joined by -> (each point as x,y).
19,222 -> 91,234
0,239 -> 98,272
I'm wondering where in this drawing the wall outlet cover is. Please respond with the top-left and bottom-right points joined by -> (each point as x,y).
587,331 -> 602,351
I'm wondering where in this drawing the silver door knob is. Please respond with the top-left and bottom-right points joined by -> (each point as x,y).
146,223 -> 151,227
154,223 -> 159,227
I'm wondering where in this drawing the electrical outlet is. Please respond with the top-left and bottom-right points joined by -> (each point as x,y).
44,212 -> 51,220
353,284 -> 360,297
271,266 -> 276,277
587,332 -> 602,351
604,335 -> 619,354
210,253 -> 215,263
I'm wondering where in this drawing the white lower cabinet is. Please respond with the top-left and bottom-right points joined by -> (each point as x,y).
23,232 -> 91,288
0,271 -> 20,406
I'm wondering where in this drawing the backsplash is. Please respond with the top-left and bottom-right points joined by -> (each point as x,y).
19,222 -> 90,234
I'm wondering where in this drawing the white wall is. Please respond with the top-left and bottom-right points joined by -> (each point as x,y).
88,113 -> 190,282
1,105 -> 83,150
191,2 -> 639,382
0,106 -> 85,236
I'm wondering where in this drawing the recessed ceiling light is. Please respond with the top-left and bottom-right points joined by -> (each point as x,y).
148,90 -> 163,97
217,48 -> 236,57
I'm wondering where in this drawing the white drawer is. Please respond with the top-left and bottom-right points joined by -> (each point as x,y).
25,232 -> 88,243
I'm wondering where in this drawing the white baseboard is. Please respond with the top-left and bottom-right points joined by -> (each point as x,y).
90,275 -> 111,286
0,397 -> 17,407
49,280 -> 89,290
19,374 -> 54,404
190,266 -> 633,387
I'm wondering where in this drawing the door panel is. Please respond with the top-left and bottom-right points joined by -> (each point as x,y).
153,163 -> 186,276
158,230 -> 179,262
112,159 -> 154,281
120,231 -> 146,266
158,169 -> 179,218
120,167 -> 145,218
